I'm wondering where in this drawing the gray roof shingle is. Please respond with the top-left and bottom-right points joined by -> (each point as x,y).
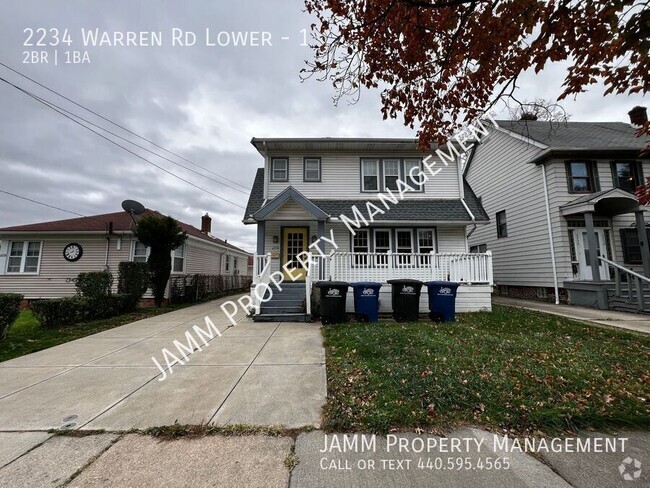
242,168 -> 489,223
494,120 -> 646,149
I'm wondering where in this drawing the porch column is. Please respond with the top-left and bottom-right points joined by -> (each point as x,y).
256,221 -> 265,255
584,212 -> 601,283
635,210 -> 650,277
317,220 -> 325,280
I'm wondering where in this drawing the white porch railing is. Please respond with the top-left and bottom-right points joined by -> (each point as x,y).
251,251 -> 493,290
324,251 -> 493,284
251,252 -> 272,311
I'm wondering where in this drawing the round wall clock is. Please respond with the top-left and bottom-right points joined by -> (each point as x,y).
63,243 -> 83,262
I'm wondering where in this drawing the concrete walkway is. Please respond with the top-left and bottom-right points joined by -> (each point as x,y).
495,297 -> 650,334
1,429 -> 647,487
0,296 -> 326,431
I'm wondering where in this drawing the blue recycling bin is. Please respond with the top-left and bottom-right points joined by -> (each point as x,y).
350,282 -> 382,322
425,281 -> 460,322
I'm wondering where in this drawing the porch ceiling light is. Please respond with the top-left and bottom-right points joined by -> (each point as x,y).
273,236 -> 279,243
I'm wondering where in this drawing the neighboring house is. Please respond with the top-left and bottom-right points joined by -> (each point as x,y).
243,137 -> 493,321
465,106 -> 650,311
0,209 -> 251,301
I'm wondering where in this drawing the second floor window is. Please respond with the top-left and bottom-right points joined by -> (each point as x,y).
271,158 -> 288,181
566,161 -> 598,193
383,159 -> 400,191
303,158 -> 321,181
611,161 -> 642,193
361,159 -> 379,192
496,210 -> 508,238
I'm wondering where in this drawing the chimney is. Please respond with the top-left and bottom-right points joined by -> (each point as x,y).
628,106 -> 648,126
200,213 -> 211,234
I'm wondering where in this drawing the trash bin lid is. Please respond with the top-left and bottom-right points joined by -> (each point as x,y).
350,281 -> 382,288
314,281 -> 349,288
387,279 -> 423,285
425,281 -> 459,287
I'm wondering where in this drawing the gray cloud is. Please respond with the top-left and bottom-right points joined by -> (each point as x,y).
0,1 -> 646,252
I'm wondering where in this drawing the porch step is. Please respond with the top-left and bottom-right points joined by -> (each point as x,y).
253,313 -> 310,323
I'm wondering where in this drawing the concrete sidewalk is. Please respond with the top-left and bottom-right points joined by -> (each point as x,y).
0,296 -> 326,431
1,429 -> 647,487
495,297 -> 650,334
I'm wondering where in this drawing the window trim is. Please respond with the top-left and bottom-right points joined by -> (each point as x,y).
171,243 -> 186,274
382,158 -> 401,192
131,240 -> 150,263
302,157 -> 322,182
5,240 -> 43,275
610,160 -> 643,194
225,254 -> 230,272
270,157 -> 289,182
416,228 -> 437,254
360,158 -> 380,193
403,158 -> 425,192
496,210 -> 508,238
620,228 -> 650,265
469,243 -> 488,254
565,160 -> 599,194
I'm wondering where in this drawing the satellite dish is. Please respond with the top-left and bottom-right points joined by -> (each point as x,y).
121,199 -> 145,215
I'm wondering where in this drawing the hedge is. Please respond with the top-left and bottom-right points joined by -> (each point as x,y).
117,261 -> 150,303
31,294 -> 135,329
75,271 -> 113,299
169,274 -> 253,304
0,293 -> 23,340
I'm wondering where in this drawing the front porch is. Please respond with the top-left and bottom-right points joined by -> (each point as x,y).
251,250 -> 494,321
561,188 -> 650,312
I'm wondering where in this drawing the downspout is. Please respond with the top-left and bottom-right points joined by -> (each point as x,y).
458,149 -> 476,250
542,163 -> 560,304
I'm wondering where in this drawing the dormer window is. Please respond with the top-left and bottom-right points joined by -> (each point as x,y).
271,158 -> 289,182
303,157 -> 321,182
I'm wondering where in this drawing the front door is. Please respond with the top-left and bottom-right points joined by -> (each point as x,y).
573,228 -> 610,280
282,227 -> 308,281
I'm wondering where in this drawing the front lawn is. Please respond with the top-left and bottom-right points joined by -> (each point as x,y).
322,305 -> 650,435
0,305 -> 188,363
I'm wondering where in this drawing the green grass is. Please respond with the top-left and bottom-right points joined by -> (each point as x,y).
0,305 -> 189,363
322,305 -> 650,435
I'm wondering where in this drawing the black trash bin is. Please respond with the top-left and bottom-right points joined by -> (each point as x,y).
350,282 -> 382,322
387,279 -> 423,322
315,281 -> 349,324
425,281 -> 460,322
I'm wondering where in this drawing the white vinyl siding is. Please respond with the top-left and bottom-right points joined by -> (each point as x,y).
466,129 -> 554,287
265,151 -> 460,200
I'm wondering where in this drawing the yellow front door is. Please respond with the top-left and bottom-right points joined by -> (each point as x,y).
282,227 -> 308,281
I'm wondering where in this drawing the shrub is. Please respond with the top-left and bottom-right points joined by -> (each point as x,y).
82,294 -> 136,320
31,297 -> 84,329
117,261 -> 150,304
75,271 -> 113,299
0,293 -> 23,340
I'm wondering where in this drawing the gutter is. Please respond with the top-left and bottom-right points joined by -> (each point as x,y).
541,163 -> 560,304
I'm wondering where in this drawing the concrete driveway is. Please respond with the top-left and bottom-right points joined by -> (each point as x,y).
0,296 -> 326,431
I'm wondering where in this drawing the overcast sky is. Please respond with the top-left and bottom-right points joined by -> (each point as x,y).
0,1 -> 646,252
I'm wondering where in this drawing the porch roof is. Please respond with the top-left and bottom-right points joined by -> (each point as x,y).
243,169 -> 489,223
560,188 -> 640,217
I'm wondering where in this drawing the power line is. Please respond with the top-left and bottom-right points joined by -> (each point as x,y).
0,61 -> 251,191
0,76 -> 246,210
0,189 -> 85,217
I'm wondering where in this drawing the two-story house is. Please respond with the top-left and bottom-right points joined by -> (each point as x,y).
465,107 -> 650,312
243,137 -> 493,321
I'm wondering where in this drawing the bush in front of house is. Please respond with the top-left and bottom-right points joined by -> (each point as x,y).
31,297 -> 84,328
117,261 -> 150,306
82,294 -> 136,320
75,271 -> 113,299
0,293 -> 23,340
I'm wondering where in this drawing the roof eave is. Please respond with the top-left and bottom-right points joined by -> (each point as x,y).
529,147 -> 650,165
